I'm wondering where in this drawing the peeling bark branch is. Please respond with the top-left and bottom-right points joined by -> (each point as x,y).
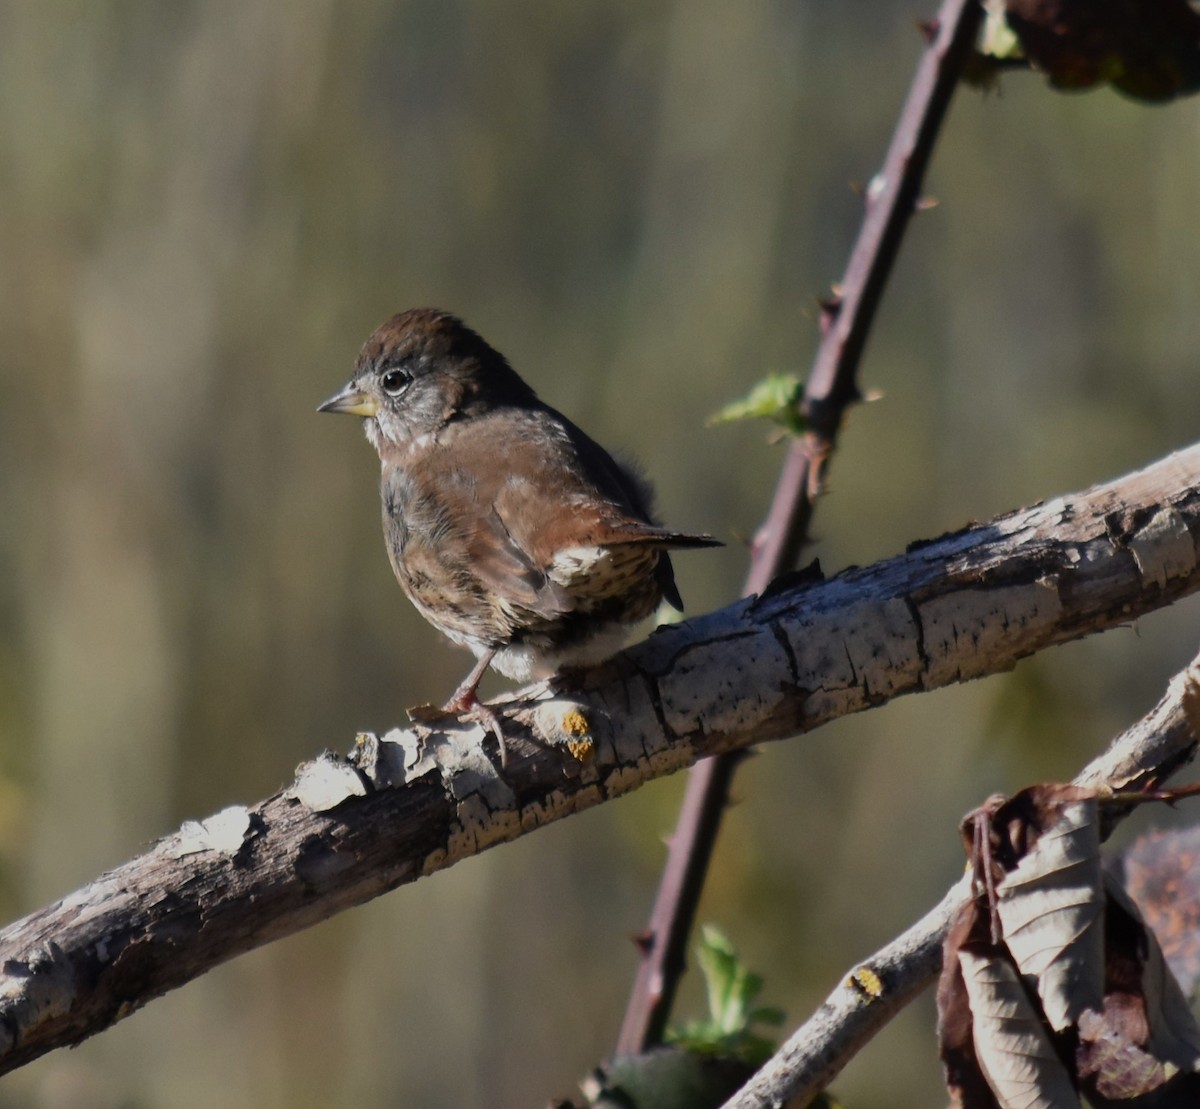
2,443 -> 1200,1074
722,650 -> 1200,1109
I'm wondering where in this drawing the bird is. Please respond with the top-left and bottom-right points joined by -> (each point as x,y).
318,308 -> 720,762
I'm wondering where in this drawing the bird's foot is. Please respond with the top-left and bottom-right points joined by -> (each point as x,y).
456,698 -> 510,768
407,695 -> 511,767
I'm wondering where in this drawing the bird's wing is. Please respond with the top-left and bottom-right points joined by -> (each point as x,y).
446,407 -> 721,619
463,502 -> 575,626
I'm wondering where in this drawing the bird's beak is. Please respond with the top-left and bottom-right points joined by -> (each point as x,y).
317,382 -> 380,417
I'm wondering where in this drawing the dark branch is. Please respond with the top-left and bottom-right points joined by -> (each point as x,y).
616,0 -> 986,1054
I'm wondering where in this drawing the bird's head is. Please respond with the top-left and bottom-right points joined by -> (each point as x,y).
318,308 -> 536,452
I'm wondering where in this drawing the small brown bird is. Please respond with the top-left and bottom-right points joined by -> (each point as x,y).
319,308 -> 719,760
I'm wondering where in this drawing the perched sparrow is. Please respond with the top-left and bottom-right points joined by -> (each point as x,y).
319,308 -> 719,761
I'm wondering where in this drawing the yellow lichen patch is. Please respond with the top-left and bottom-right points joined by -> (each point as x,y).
566,735 -> 595,762
562,708 -> 591,737
559,709 -> 596,761
848,965 -> 884,999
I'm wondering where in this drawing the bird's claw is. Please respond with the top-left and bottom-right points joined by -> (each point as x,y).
406,698 -> 511,768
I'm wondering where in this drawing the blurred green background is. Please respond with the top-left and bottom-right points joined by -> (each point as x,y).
2,3 -> 1200,1106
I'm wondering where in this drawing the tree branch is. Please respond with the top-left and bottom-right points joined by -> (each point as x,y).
722,647 -> 1200,1109
1,441 -> 1199,1074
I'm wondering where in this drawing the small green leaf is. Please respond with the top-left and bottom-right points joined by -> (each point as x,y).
708,374 -> 807,438
665,925 -> 784,1067
979,1 -> 1022,60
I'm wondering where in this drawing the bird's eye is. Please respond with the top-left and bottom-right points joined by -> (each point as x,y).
380,367 -> 412,397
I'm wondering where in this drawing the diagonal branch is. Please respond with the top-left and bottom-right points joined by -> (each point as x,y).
617,0 -> 986,1053
723,646 -> 1200,1109
0,441 -> 1198,1075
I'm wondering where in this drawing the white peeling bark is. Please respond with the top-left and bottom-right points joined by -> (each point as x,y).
2,443 -> 1200,1074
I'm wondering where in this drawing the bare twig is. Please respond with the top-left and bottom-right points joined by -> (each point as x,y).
1,441 -> 1197,1075
723,651 -> 1200,1109
616,0 -> 986,1054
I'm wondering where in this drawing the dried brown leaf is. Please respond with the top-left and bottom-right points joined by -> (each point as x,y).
947,783 -> 1200,1106
939,900 -> 1004,1109
1107,880 -> 1200,1078
996,792 -> 1105,1031
1118,824 -> 1200,999
958,947 -> 1080,1109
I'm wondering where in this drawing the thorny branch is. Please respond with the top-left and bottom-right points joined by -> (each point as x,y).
0,440 -> 1198,1074
616,0 -> 987,1054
